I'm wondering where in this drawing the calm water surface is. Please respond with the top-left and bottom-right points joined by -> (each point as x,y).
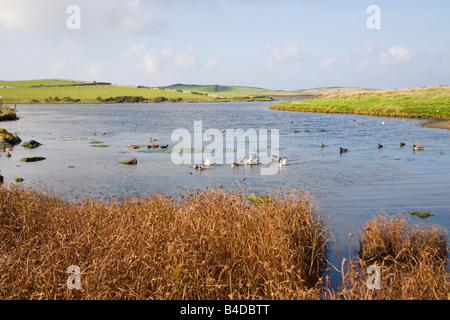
1,102 -> 449,274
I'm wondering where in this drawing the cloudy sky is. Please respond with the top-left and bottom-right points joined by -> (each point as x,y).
0,0 -> 449,90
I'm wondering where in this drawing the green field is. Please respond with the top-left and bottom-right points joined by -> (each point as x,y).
0,82 -> 222,104
0,79 -> 89,87
270,86 -> 450,119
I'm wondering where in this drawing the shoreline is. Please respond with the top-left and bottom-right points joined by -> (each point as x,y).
421,120 -> 450,130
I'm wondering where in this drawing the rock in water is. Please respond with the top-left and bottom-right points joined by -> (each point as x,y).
120,158 -> 138,165
20,157 -> 46,163
21,140 -> 42,149
0,128 -> 21,148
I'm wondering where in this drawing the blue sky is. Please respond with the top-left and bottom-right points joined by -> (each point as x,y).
0,0 -> 449,90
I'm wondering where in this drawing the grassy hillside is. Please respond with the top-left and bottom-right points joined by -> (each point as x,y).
296,87 -> 379,96
270,86 -> 450,119
0,82 -> 225,104
165,84 -> 269,94
0,79 -> 89,87
164,84 -> 310,98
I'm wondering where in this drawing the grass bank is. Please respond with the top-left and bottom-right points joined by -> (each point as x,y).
270,86 -> 450,120
0,185 -> 448,300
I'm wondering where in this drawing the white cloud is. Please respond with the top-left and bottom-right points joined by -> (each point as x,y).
321,56 -> 337,69
59,40 -> 83,51
175,46 -> 196,68
0,0 -> 166,37
87,64 -> 101,77
126,42 -> 197,74
380,45 -> 414,66
205,57 -> 218,68
50,57 -> 72,76
0,0 -> 63,36
266,41 -> 299,62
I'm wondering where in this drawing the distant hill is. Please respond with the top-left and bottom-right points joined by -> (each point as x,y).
295,87 -> 380,96
163,84 -> 311,98
164,84 -> 270,94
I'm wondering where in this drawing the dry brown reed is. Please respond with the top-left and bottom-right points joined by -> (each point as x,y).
334,213 -> 449,300
1,187 -> 448,300
0,185 -> 328,300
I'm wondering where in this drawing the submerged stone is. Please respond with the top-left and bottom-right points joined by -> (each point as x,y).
21,140 -> 42,149
20,157 -> 46,163
120,158 -> 138,165
410,211 -> 434,219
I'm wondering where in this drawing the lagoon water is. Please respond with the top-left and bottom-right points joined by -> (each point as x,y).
1,101 -> 450,275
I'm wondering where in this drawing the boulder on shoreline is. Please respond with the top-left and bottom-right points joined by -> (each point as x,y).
0,128 -> 21,148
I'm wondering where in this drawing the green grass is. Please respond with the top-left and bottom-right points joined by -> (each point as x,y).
0,79 -> 89,87
0,84 -> 220,104
270,86 -> 450,119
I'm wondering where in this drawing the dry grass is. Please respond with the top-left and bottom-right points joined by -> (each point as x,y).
0,187 -> 448,300
0,185 -> 328,300
334,214 -> 449,300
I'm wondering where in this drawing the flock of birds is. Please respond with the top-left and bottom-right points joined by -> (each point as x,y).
192,153 -> 288,172
334,143 -> 424,154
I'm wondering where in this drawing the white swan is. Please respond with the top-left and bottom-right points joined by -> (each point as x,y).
245,154 -> 260,165
204,158 -> 212,167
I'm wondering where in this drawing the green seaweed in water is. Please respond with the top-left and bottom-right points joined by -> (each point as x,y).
410,211 -> 434,219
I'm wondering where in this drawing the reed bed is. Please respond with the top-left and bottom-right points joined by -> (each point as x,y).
0,185 -> 328,300
0,186 -> 448,300
334,214 -> 449,300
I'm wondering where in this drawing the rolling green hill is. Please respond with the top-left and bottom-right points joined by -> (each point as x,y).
164,84 -> 310,98
0,80 -> 227,104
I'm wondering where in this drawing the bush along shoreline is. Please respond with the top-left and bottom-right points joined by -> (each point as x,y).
0,185 -> 448,300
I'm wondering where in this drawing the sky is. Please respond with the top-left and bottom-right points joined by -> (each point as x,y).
0,0 -> 449,90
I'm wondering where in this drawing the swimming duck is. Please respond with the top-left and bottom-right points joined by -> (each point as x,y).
340,147 -> 348,153
149,138 -> 158,142
400,143 -> 406,147
160,145 -> 169,149
279,158 -> 287,166
193,164 -> 199,169
270,155 -> 280,163
413,144 -> 424,151
231,161 -> 239,168
128,145 -> 140,150
378,144 -> 383,149
320,144 -> 325,148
